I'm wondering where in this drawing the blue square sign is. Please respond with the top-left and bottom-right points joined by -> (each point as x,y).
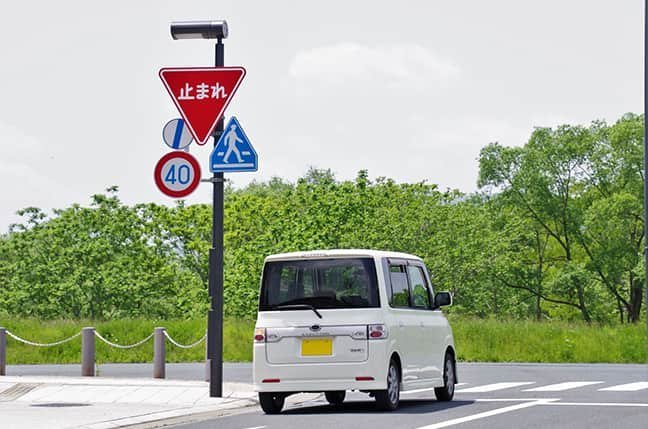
210,117 -> 258,173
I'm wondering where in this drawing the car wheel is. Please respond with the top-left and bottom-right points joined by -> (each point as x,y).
434,352 -> 455,401
375,359 -> 400,411
259,392 -> 285,414
324,390 -> 346,405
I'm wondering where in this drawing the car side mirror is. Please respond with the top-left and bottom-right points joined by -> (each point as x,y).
433,291 -> 452,308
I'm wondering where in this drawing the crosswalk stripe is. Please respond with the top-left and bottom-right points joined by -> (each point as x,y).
599,382 -> 648,392
456,382 -> 534,393
523,381 -> 604,392
0,383 -> 15,394
415,399 -> 553,429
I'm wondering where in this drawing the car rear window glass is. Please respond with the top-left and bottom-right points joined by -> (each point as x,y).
259,258 -> 380,310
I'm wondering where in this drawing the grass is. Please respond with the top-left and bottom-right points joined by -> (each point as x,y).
450,317 -> 647,364
1,317 -> 645,365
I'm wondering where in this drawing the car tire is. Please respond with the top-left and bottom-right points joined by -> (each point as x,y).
259,392 -> 285,414
325,390 -> 346,405
375,359 -> 400,411
434,352 -> 455,401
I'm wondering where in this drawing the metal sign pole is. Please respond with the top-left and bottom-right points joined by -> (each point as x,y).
167,20 -> 234,397
644,0 -> 648,336
208,38 -> 225,398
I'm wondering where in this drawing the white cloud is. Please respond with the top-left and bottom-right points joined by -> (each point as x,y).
288,43 -> 460,93
0,121 -> 67,230
0,122 -> 44,160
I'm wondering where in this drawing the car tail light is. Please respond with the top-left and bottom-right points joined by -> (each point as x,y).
255,328 -> 280,343
368,324 -> 388,339
356,376 -> 375,381
254,328 -> 265,343
262,378 -> 280,383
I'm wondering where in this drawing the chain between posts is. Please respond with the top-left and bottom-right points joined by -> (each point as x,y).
94,331 -> 154,349
5,330 -> 81,347
3,329 -> 207,350
164,331 -> 207,349
0,327 -> 208,378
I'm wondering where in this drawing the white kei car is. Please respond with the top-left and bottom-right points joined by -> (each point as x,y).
252,249 -> 457,414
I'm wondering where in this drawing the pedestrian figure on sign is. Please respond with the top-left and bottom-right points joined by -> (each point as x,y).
223,124 -> 244,163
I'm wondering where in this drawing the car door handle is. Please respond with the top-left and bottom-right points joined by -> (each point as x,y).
419,322 -> 425,327
399,321 -> 404,328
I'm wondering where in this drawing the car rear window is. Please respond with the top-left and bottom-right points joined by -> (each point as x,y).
259,258 -> 380,310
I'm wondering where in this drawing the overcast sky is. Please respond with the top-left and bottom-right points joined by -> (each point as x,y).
0,0 -> 642,232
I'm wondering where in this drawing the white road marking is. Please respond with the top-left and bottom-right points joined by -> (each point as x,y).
456,382 -> 534,393
477,398 -> 555,402
549,402 -> 648,407
402,384 -> 467,395
415,399 -> 555,429
0,383 -> 15,395
599,382 -> 648,392
242,426 -> 267,429
476,398 -> 648,407
523,381 -> 604,392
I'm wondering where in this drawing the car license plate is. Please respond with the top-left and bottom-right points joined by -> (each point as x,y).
301,338 -> 332,356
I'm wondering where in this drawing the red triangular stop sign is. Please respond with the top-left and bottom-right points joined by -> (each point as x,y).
159,67 -> 246,145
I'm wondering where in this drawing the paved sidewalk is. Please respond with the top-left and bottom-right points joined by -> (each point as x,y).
0,375 -> 265,429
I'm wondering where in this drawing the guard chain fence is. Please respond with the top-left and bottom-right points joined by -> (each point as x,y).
5,330 -> 82,347
1,327 -> 210,378
94,331 -> 154,349
3,328 -> 206,350
163,331 -> 207,349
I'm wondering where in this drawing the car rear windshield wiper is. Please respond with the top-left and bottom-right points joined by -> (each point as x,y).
273,304 -> 323,319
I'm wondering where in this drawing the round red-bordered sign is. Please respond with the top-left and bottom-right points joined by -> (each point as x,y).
154,151 -> 201,198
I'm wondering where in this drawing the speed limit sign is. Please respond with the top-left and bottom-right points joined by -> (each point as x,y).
154,151 -> 201,198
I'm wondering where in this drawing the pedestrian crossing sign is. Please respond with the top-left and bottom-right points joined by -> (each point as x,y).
210,116 -> 258,173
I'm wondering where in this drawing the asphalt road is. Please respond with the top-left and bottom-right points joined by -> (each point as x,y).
180,363 -> 646,429
8,362 -> 648,428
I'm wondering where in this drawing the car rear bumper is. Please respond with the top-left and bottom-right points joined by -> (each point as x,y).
253,341 -> 390,393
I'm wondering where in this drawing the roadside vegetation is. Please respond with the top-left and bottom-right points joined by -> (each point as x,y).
0,113 -> 646,364
1,317 -> 644,364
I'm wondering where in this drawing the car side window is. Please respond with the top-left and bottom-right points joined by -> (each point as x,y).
407,265 -> 431,309
389,265 -> 410,307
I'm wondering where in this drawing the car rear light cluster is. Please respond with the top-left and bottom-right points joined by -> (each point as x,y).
368,324 -> 388,339
254,328 -> 265,343
254,328 -> 279,343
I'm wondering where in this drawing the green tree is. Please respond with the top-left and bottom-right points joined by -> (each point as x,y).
478,115 -> 644,323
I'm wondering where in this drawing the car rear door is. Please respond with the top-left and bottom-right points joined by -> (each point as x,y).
259,256 -> 379,366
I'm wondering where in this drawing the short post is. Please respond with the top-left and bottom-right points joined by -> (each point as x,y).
81,327 -> 95,377
0,327 -> 6,376
153,327 -> 166,379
